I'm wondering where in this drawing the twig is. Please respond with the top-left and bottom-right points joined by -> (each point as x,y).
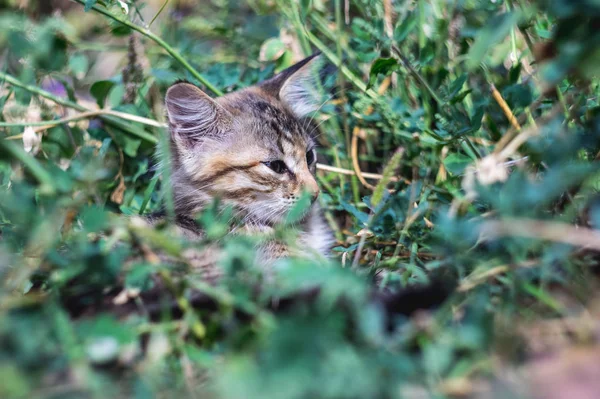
351,128 -> 376,190
0,71 -> 158,144
480,218 -> 600,251
0,109 -> 166,131
492,95 -> 548,155
348,79 -> 394,190
71,0 -> 222,96
352,218 -> 371,269
495,100 -> 565,159
316,163 -> 409,183
498,125 -> 538,159
383,0 -> 394,38
490,83 -> 521,131
0,71 -> 88,113
458,260 -> 538,292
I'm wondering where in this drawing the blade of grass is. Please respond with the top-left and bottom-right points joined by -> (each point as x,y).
522,281 -> 565,314
139,174 -> 160,215
149,0 -> 170,27
0,139 -> 56,195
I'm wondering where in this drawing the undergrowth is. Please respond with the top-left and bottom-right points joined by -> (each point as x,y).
1,0 -> 600,398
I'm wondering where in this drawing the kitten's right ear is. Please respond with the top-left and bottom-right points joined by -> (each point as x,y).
165,82 -> 229,146
259,53 -> 328,118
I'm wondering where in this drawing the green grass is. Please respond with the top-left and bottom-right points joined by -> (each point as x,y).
1,0 -> 600,398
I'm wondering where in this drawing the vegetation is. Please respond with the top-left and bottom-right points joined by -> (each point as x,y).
1,0 -> 600,397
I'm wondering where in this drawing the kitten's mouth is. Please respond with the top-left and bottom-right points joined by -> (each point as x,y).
246,205 -> 313,227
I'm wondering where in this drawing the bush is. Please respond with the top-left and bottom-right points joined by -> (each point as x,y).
1,0 -> 600,398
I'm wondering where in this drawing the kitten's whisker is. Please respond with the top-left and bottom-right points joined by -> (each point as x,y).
308,118 -> 330,138
301,86 -> 347,132
302,93 -> 334,131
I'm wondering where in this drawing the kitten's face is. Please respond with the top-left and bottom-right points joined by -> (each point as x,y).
166,55 -> 325,225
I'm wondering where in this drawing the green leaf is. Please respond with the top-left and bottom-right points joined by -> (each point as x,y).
367,57 -> 398,89
77,314 -> 136,345
340,201 -> 369,225
0,365 -> 30,398
84,0 -> 98,11
259,37 -> 286,62
579,47 -> 600,80
449,90 -> 472,104
447,74 -> 468,100
80,205 -> 109,232
394,14 -> 417,43
521,282 -> 565,314
125,263 -> 155,291
109,127 -> 142,157
443,153 -> 472,175
107,84 -> 126,108
423,342 -> 453,375
90,80 -> 116,108
469,106 -> 485,133
467,12 -> 520,69
284,191 -> 314,224
68,53 -> 89,78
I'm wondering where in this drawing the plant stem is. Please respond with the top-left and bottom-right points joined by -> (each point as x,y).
301,24 -> 379,101
278,0 -> 312,56
0,110 -> 165,130
149,0 -> 170,27
72,0 -> 222,97
0,139 -> 56,194
0,71 -> 86,112
0,71 -> 158,144
391,45 -> 482,160
391,45 -> 443,105
317,163 -> 407,182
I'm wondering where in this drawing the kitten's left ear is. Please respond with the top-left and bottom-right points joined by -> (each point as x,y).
260,53 -> 328,118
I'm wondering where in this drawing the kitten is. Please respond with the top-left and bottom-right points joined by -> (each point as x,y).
162,54 -> 334,279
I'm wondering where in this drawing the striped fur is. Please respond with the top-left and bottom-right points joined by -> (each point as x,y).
164,55 -> 334,275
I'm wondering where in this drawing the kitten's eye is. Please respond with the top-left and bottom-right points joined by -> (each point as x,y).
263,160 -> 287,174
306,149 -> 315,165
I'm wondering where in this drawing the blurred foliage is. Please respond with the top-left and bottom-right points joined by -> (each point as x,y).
1,0 -> 600,398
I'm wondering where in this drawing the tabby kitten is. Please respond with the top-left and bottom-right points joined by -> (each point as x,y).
164,54 -> 333,273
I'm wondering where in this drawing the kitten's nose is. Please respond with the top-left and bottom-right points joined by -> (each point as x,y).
305,177 -> 320,203
310,190 -> 320,204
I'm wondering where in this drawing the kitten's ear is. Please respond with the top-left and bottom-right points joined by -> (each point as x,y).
165,82 -> 229,146
260,53 -> 327,118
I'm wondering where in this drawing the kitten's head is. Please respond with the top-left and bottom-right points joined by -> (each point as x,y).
165,54 -> 327,225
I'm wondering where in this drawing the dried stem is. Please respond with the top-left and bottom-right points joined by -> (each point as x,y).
0,71 -> 158,144
480,218 -> 600,251
316,163 -> 407,182
458,260 -> 538,292
490,83 -> 521,131
351,128 -> 376,190
1,109 -> 165,132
